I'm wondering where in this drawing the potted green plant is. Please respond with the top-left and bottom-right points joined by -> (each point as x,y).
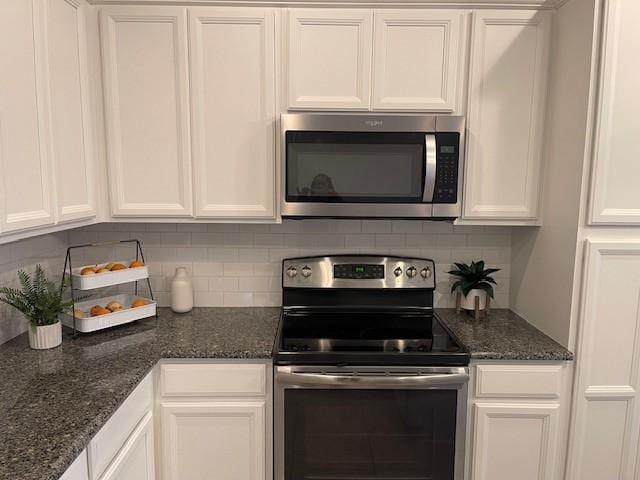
448,261 -> 500,311
0,265 -> 74,349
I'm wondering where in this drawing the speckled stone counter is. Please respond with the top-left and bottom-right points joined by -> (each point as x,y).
0,306 -> 572,480
436,308 -> 573,361
0,307 -> 280,480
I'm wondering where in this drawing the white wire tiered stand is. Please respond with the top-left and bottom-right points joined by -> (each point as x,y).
60,239 -> 158,335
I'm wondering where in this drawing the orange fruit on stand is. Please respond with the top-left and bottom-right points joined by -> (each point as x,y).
131,298 -> 147,308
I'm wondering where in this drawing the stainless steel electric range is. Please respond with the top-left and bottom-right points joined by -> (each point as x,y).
274,255 -> 470,480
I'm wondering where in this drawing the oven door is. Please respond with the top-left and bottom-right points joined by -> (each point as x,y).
275,365 -> 468,480
282,130 -> 436,218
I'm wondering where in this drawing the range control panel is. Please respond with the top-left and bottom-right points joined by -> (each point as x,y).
433,132 -> 460,204
283,255 -> 436,289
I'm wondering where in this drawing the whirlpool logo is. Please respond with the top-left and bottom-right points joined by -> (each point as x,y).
364,120 -> 384,127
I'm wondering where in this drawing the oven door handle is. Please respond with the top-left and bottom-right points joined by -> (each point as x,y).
422,133 -> 437,203
277,371 -> 468,388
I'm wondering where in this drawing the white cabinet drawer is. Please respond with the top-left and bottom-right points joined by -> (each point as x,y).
474,364 -> 563,399
160,363 -> 266,398
88,373 -> 153,480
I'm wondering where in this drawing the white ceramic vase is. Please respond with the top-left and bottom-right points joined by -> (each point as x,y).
460,288 -> 488,311
171,267 -> 193,313
28,321 -> 62,350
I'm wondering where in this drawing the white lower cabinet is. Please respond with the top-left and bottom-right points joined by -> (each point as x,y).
467,362 -> 571,480
566,241 -> 640,479
158,361 -> 271,480
88,373 -> 155,480
98,412 -> 155,480
60,450 -> 89,480
160,401 -> 266,480
472,403 -> 559,480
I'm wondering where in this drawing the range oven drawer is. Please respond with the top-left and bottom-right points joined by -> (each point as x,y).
275,366 -> 468,480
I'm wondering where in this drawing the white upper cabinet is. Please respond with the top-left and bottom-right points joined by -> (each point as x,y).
589,0 -> 640,224
100,6 -> 193,217
463,10 -> 551,222
287,9 -> 373,110
0,0 -> 55,233
372,10 -> 463,112
45,0 -> 96,224
189,8 -> 276,219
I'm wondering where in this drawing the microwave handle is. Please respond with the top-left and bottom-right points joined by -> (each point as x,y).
422,134 -> 437,202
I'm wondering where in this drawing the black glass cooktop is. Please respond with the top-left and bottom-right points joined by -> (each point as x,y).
275,308 -> 469,366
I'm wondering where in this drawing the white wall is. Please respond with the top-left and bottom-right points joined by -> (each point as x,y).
0,232 -> 69,344
68,220 -> 512,309
509,0 -> 597,348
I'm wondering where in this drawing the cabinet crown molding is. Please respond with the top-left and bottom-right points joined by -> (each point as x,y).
87,0 -> 566,9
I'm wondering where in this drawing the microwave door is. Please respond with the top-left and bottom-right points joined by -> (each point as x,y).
423,133 -> 437,203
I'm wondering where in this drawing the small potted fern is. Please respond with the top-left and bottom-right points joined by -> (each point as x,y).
0,265 -> 73,349
448,261 -> 500,311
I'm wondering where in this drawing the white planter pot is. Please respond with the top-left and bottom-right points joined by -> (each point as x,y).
28,321 -> 62,350
460,289 -> 488,311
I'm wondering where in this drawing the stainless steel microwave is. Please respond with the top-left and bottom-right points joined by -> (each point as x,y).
281,114 -> 465,219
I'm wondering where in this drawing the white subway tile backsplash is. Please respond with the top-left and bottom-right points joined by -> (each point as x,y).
193,262 -> 224,277
223,263 -> 253,277
207,247 -> 239,262
57,220 -> 512,310
223,292 -> 254,307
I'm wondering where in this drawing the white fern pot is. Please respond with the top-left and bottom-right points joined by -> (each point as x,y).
460,289 -> 488,311
28,321 -> 62,350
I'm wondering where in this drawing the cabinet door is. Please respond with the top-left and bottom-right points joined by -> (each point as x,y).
472,403 -> 560,480
100,6 -> 192,217
287,9 -> 372,110
566,241 -> 640,480
45,0 -> 96,223
189,8 -> 276,219
589,0 -> 640,224
161,401 -> 265,480
0,0 -> 55,233
372,10 -> 463,112
60,450 -> 89,480
463,10 -> 551,221
98,411 -> 155,480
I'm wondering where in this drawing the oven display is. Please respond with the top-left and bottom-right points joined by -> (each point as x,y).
334,264 -> 384,279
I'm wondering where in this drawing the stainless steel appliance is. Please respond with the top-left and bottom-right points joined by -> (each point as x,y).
281,114 -> 465,219
275,255 -> 470,480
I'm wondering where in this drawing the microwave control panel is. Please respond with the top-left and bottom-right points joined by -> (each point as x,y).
433,132 -> 460,204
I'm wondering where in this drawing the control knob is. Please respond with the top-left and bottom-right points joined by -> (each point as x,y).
420,267 -> 432,279
406,266 -> 417,278
301,266 -> 312,278
394,267 -> 403,277
286,266 -> 298,278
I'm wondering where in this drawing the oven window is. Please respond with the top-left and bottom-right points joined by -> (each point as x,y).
284,389 -> 457,479
286,132 -> 425,203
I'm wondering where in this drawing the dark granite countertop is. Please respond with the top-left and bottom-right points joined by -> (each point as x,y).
437,308 -> 573,361
0,307 -> 280,480
0,306 -> 571,480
